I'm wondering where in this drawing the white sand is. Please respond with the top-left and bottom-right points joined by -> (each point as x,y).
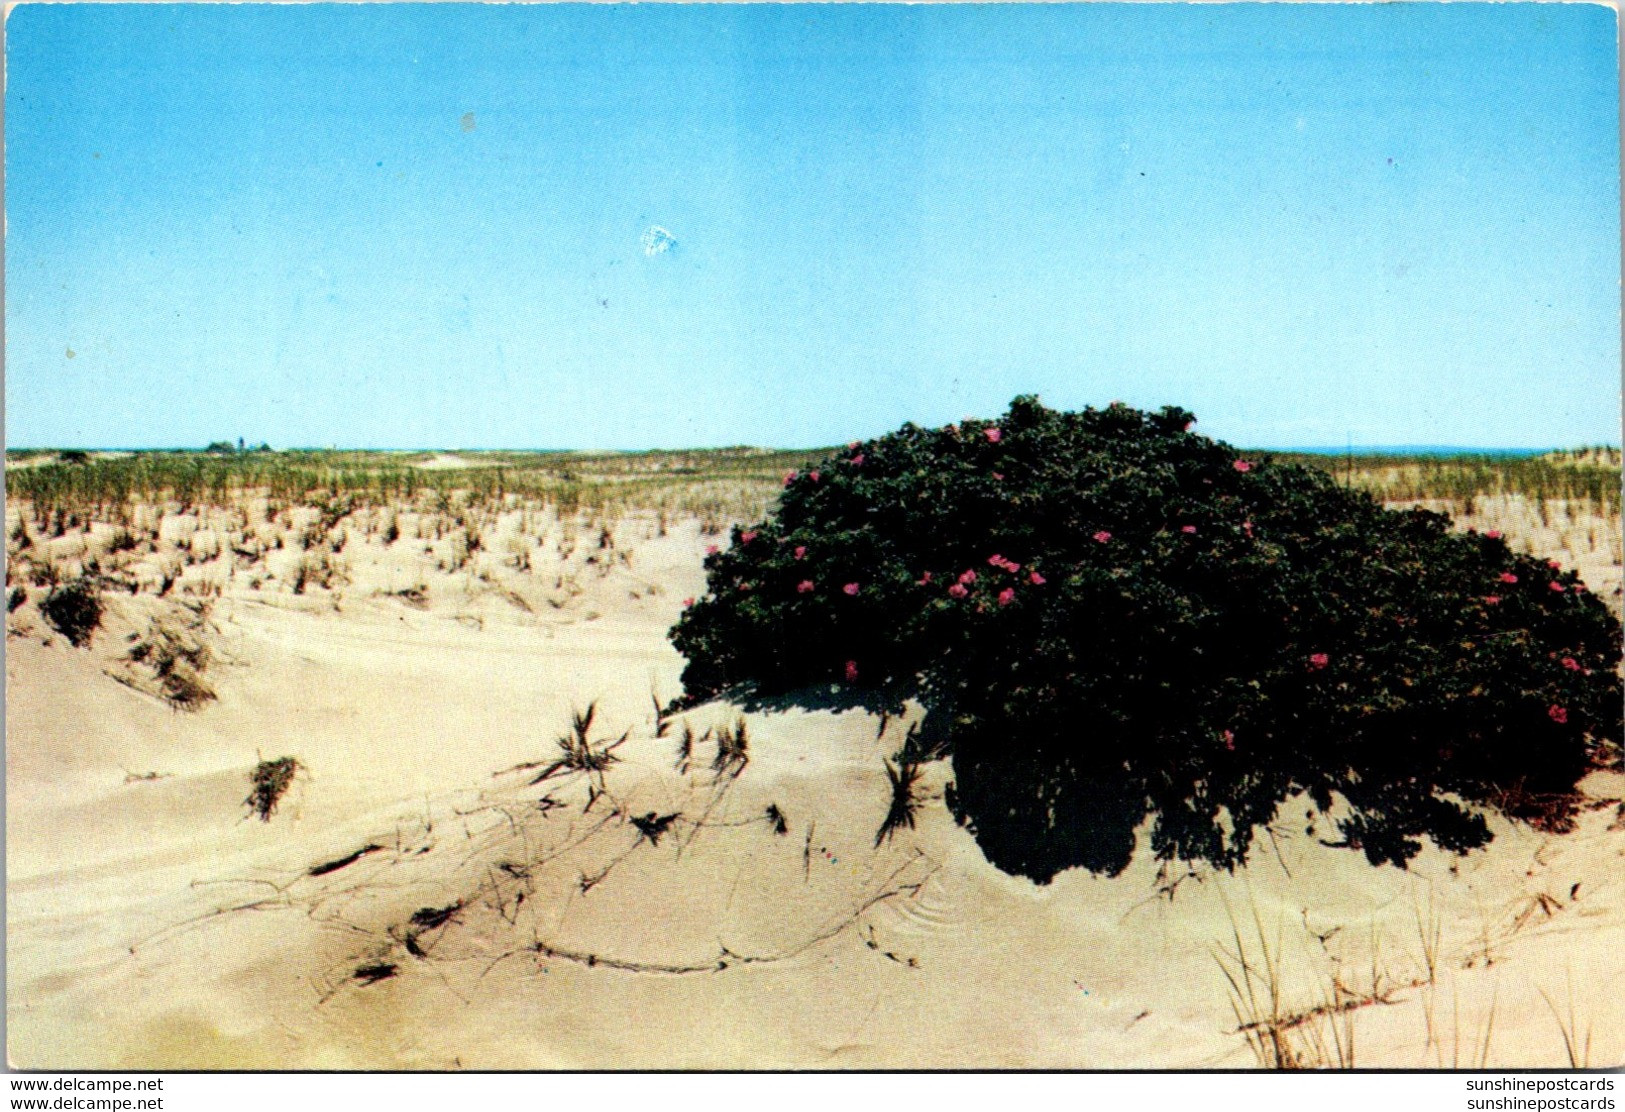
6,501 -> 1623,1069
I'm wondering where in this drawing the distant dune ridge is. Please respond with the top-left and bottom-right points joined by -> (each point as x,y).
5,447 -> 1623,1068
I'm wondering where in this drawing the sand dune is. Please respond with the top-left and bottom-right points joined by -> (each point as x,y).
6,498 -> 1623,1069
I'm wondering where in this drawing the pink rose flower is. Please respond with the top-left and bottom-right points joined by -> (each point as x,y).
1222,730 -> 1235,751
783,472 -> 796,487
706,544 -> 720,555
988,554 -> 1005,567
918,571 -> 933,585
1243,521 -> 1254,538
1093,531 -> 1112,543
948,583 -> 968,599
1182,525 -> 1197,534
1233,460 -> 1253,473
845,660 -> 859,682
985,427 -> 1002,443
798,580 -> 814,594
1562,656 -> 1581,671
1486,530 -> 1503,539
997,588 -> 1015,606
851,454 -> 865,467
1029,571 -> 1046,585
959,570 -> 977,585
740,531 -> 757,545
1309,652 -> 1329,669
1548,705 -> 1568,725
1550,582 -> 1565,592
809,471 -> 821,483
682,598 -> 695,608
1499,573 -> 1518,584
991,472 -> 1004,480
794,545 -> 807,559
1484,596 -> 1501,605
843,582 -> 860,596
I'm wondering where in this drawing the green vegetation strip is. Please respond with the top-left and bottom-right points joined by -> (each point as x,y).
7,446 -> 1619,521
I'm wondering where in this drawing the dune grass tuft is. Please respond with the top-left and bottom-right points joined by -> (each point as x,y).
41,578 -> 102,646
875,759 -> 925,847
712,716 -> 749,775
245,757 -> 302,822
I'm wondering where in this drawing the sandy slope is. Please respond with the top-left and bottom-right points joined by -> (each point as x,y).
6,504 -> 1624,1069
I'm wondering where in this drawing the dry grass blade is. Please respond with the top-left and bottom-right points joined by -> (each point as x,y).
1537,977 -> 1591,1068
1477,988 -> 1499,1070
674,722 -> 698,774
712,717 -> 749,775
1304,974 -> 1357,1069
572,702 -> 597,744
1213,887 -> 1296,1069
1411,882 -> 1442,985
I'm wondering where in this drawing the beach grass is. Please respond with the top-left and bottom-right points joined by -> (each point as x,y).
10,446 -> 1618,526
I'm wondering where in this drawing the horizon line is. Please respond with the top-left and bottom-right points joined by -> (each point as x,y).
6,443 -> 1620,458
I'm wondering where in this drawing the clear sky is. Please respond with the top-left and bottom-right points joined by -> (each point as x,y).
5,3 -> 1620,450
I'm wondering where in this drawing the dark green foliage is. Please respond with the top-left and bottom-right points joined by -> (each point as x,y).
41,579 -> 102,646
670,398 -> 1622,882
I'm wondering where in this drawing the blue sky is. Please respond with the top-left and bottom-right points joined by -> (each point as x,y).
5,3 -> 1619,450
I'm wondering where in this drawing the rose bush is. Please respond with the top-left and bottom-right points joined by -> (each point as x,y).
670,397 -> 1622,882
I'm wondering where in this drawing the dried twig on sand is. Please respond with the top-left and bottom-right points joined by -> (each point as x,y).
308,844 -> 384,878
629,812 -> 680,846
353,963 -> 399,986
